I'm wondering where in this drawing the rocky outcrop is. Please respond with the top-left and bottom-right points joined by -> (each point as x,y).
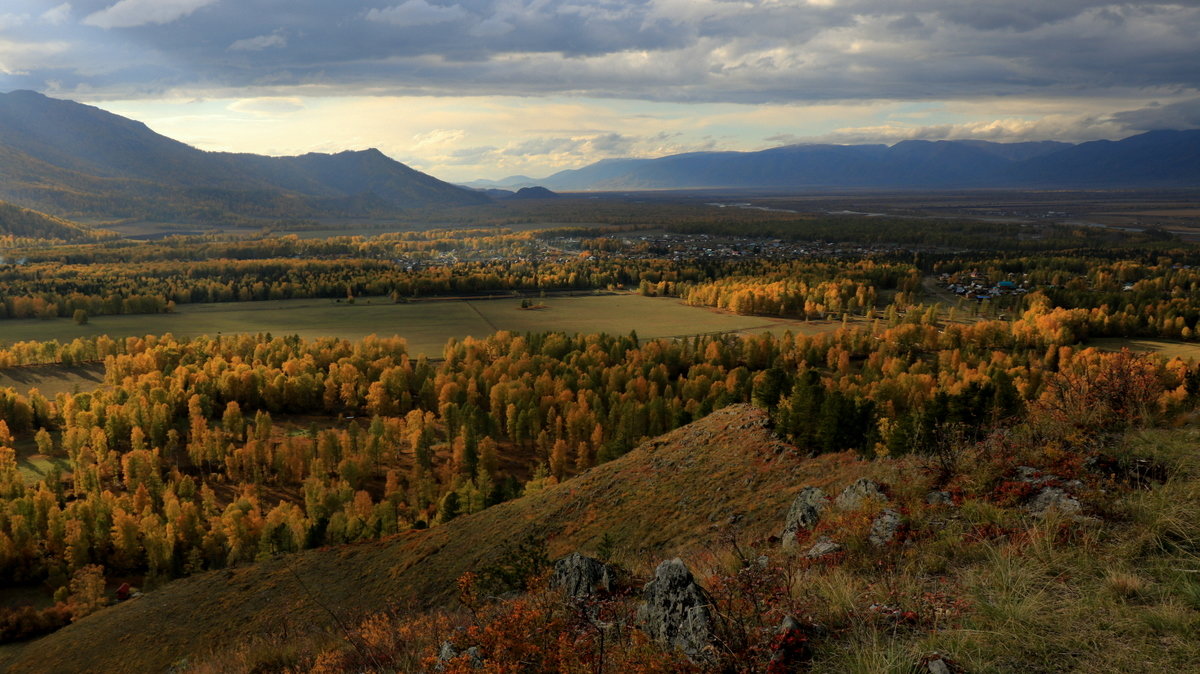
868,509 -> 904,546
835,478 -> 887,510
636,558 -> 714,662
781,487 -> 826,550
782,479 -> 902,556
551,552 -> 614,598
1012,466 -> 1085,518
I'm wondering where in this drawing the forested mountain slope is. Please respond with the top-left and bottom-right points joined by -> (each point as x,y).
0,200 -> 99,242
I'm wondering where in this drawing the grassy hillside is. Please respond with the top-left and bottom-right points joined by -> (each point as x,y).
6,399 -> 1200,672
1,404 -> 863,673
210,420 -> 1200,674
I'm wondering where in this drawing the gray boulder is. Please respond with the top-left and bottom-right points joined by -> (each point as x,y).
636,558 -> 715,662
926,490 -> 953,506
868,509 -> 904,546
835,478 -> 887,510
551,552 -> 614,598
804,536 -> 843,559
1025,487 -> 1082,517
927,657 -> 952,674
781,487 -> 826,550
437,642 -> 483,670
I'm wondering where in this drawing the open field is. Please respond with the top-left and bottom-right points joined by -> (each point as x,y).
1088,337 -> 1200,361
0,363 -> 105,397
17,454 -> 70,486
0,294 -> 831,358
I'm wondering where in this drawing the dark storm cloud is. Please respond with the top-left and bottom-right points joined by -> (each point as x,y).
2,1 -> 1199,107
1112,98 -> 1200,131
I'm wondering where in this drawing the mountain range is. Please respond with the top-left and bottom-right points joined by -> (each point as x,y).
469,131 -> 1200,192
0,90 -> 488,224
2,90 -> 1197,226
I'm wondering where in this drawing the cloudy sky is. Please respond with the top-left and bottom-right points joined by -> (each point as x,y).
2,1 -> 1199,181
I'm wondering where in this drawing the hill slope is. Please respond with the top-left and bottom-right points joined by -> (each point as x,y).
0,91 -> 488,222
2,404 -> 861,673
526,131 -> 1200,191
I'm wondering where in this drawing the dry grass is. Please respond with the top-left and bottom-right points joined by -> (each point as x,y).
0,294 -> 835,358
1089,337 -> 1200,362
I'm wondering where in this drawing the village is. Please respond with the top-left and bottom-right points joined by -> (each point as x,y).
936,271 -> 1033,301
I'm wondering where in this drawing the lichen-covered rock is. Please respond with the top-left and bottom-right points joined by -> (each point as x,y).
868,509 -> 903,546
835,478 -> 887,510
636,558 -> 714,662
926,490 -> 953,506
781,487 -> 826,550
551,552 -> 614,598
1025,487 -> 1082,517
804,536 -> 843,559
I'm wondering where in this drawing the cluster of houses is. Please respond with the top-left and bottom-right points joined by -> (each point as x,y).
937,272 -> 1031,301
553,233 -> 895,262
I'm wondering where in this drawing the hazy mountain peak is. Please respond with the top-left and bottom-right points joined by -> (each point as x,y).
0,92 -> 488,222
525,132 -> 1199,191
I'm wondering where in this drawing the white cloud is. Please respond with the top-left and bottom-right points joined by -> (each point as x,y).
229,32 -> 286,52
412,128 -> 467,148
778,113 -> 1131,146
40,3 -> 72,26
365,1 -> 468,27
84,0 -> 218,29
0,13 -> 29,30
0,38 -> 70,75
228,97 -> 305,116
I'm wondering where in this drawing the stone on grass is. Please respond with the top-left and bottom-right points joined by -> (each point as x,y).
868,509 -> 903,546
925,490 -> 953,506
781,487 -> 826,550
636,558 -> 715,662
1025,487 -> 1082,517
835,478 -> 887,510
551,552 -> 614,598
768,615 -> 813,672
926,657 -> 952,674
804,537 -> 843,559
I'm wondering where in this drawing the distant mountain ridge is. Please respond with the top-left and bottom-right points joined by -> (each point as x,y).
0,90 -> 489,223
478,132 -> 1200,191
